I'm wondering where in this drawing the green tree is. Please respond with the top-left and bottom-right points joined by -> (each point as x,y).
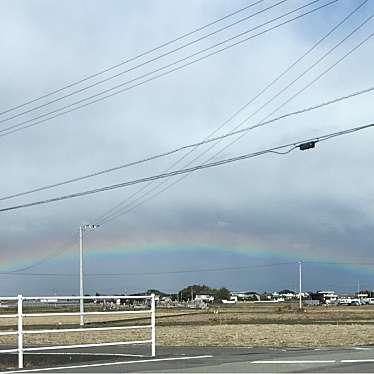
215,287 -> 230,301
178,284 -> 230,303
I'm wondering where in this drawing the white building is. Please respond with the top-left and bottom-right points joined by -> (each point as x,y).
317,291 -> 338,304
231,291 -> 260,301
278,292 -> 296,300
195,294 -> 214,303
295,292 -> 309,299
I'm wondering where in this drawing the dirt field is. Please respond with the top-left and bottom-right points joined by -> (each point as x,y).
1,303 -> 374,348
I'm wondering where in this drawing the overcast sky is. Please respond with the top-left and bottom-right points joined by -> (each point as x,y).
1,0 -> 374,296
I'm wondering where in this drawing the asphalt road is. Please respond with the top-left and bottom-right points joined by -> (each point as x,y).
4,346 -> 374,373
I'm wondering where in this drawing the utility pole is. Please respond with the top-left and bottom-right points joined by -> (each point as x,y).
357,280 -> 360,303
79,226 -> 84,326
79,224 -> 99,326
299,261 -> 302,310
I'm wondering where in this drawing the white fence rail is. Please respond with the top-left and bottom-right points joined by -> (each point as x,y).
0,294 -> 156,369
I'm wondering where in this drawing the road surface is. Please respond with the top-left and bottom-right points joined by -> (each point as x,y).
4,346 -> 374,372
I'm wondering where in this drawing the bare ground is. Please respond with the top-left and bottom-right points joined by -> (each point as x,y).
1,304 -> 374,348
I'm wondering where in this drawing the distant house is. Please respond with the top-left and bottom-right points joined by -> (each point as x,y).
357,293 -> 369,299
231,291 -> 247,298
271,292 -> 286,302
195,294 -> 214,303
295,292 -> 309,299
311,291 -> 338,304
278,291 -> 296,300
231,291 -> 260,302
337,297 -> 352,305
222,297 -> 236,304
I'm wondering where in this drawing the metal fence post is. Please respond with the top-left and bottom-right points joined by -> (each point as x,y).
151,294 -> 156,357
17,294 -> 23,369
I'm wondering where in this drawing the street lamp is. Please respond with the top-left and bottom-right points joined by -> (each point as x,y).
79,224 -> 99,326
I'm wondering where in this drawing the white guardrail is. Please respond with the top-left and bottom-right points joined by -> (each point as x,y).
0,294 -> 156,369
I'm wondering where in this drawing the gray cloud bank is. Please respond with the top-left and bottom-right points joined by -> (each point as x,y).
0,0 -> 374,295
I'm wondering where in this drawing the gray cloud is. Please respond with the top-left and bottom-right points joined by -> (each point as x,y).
1,0 -> 374,295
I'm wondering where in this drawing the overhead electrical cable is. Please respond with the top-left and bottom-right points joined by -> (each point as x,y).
9,0 -> 347,224
0,0 -> 324,134
1,1 -> 362,208
97,3 -> 371,225
3,89 -> 370,272
197,11 -> 374,163
0,122 -> 373,213
0,0 -> 337,138
0,0 -> 266,117
5,259 -> 374,278
0,262 -> 296,277
234,8 -> 374,135
0,0 -> 360,274
1,85 -> 372,204
0,0 -> 286,124
9,241 -> 77,273
0,0 -> 346,275
304,261 -> 374,266
4,227 -> 83,273
96,0 -> 359,224
206,20 -> 374,168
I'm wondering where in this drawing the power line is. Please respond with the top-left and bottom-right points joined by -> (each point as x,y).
304,261 -> 374,266
0,1 -> 360,272
1,85 -> 372,204
197,10 -> 374,164
0,122 -> 373,213
0,0 -> 284,124
96,0 -> 358,224
0,0 -> 294,134
5,229 -> 80,273
98,6 -> 373,225
0,262 -> 296,277
9,242 -> 77,273
0,0 -> 265,117
0,2 -> 344,272
201,21 -> 374,171
98,113 -> 373,225
0,0 -> 337,138
5,260 -> 374,278
1,4 -> 363,274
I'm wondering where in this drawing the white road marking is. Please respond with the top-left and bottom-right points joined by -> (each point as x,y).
251,360 -> 336,364
2,355 -> 213,373
353,347 -> 372,351
342,359 -> 374,363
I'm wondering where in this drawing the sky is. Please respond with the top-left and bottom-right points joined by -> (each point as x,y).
1,0 -> 374,296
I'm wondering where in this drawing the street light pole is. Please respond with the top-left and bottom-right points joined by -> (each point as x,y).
79,224 -> 99,326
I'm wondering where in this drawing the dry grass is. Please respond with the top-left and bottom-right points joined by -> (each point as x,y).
2,324 -> 374,348
1,304 -> 374,348
149,304 -> 374,327
157,324 -> 374,347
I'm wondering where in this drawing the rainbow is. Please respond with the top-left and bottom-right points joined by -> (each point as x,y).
2,228 -> 373,277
